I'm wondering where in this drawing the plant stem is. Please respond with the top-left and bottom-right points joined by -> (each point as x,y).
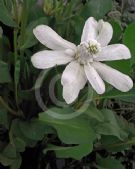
13,29 -> 19,106
0,96 -> 20,116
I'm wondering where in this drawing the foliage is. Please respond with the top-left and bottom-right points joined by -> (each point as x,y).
0,0 -> 135,168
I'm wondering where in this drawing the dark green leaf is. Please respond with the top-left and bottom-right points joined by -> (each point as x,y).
95,109 -> 128,140
10,155 -> 22,169
81,0 -> 113,20
97,86 -> 135,103
0,154 -> 13,166
0,1 -> 16,27
44,143 -> 93,160
123,23 -> 135,64
3,143 -> 17,159
110,20 -> 122,43
0,61 -> 11,83
19,119 -> 52,141
85,106 -> 104,122
14,138 -> 26,152
39,108 -> 96,144
0,108 -> 9,128
97,156 -> 124,169
20,17 -> 48,49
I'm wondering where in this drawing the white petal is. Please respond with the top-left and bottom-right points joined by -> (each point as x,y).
94,44 -> 131,61
84,64 -> 105,94
33,25 -> 76,50
61,61 -> 87,104
92,62 -> 133,92
96,20 -> 113,46
81,17 -> 98,42
31,50 -> 73,69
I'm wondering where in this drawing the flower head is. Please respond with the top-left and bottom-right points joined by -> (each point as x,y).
31,17 -> 133,104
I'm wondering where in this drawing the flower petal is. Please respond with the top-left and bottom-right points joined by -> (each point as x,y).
33,25 -> 76,50
94,44 -> 131,61
92,62 -> 133,92
84,64 -> 105,94
31,50 -> 73,69
61,61 -> 87,104
96,20 -> 113,46
81,17 -> 98,42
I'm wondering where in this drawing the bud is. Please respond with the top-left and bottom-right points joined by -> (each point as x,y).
43,0 -> 54,16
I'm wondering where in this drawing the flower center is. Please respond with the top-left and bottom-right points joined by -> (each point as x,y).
75,39 -> 101,64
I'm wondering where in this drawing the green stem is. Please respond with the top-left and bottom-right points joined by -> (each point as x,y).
19,1 -> 28,48
14,29 -> 19,105
0,96 -> 20,116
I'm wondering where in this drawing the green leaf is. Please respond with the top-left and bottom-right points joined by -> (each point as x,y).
0,61 -> 11,83
0,108 -> 9,128
95,109 -> 128,140
0,154 -> 14,166
10,155 -> 22,169
44,143 -> 93,160
11,119 -> 38,147
101,136 -> 130,152
13,138 -> 26,153
0,1 -> 16,27
110,20 -> 122,43
85,105 -> 104,122
19,119 -> 52,141
0,152 -> 22,169
97,86 -> 135,103
3,143 -> 17,159
81,0 -> 113,20
123,23 -> 135,65
20,17 -> 48,49
39,108 -> 96,144
97,157 -> 124,169
105,60 -> 131,75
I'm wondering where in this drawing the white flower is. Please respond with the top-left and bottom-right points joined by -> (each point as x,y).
31,17 -> 133,104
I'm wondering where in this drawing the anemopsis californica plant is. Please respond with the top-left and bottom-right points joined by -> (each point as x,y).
31,17 -> 133,104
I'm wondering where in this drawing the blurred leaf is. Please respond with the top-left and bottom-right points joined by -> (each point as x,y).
97,156 -> 124,169
123,23 -> 135,64
0,152 -> 21,169
106,60 -> 131,75
11,119 -> 38,147
10,155 -> 22,169
110,20 -> 122,43
0,0 -> 16,27
101,136 -> 130,152
19,119 -> 52,141
3,143 -> 17,159
81,0 -> 113,20
0,154 -> 13,166
0,61 -> 11,83
13,138 -> 26,153
40,108 -> 96,144
95,109 -> 128,140
97,86 -> 135,103
0,108 -> 9,128
71,16 -> 85,44
20,17 -> 48,49
85,105 -> 104,122
4,0 -> 13,11
44,143 -> 93,160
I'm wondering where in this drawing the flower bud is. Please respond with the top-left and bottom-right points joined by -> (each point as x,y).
43,0 -> 54,15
